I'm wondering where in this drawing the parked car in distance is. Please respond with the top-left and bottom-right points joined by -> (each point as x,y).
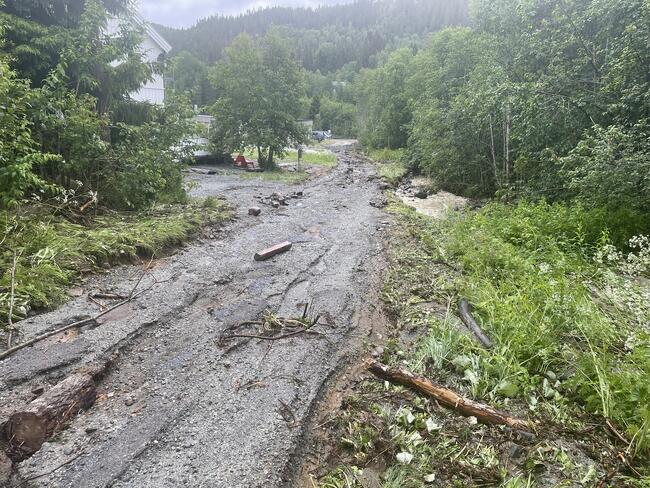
311,130 -> 331,142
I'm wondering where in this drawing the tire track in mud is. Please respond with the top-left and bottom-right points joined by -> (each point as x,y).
2,150 -> 390,487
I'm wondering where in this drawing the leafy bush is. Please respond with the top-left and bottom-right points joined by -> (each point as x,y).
559,122 -> 650,214
0,56 -> 59,206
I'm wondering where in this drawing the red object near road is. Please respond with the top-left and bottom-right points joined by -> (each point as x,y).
234,154 -> 256,170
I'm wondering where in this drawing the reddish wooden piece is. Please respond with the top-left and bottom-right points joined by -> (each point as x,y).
254,241 -> 292,261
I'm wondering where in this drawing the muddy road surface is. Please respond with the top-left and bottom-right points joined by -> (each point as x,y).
0,150 -> 389,488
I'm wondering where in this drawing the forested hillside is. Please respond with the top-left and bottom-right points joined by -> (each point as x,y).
156,0 -> 469,71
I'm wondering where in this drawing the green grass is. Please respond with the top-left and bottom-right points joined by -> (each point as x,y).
0,199 -> 232,330
239,169 -> 310,184
241,148 -> 337,167
366,148 -> 409,184
317,200 -> 650,487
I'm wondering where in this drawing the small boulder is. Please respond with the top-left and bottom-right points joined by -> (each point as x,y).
248,207 -> 262,216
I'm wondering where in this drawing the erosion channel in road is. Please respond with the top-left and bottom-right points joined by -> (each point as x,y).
0,149 -> 390,487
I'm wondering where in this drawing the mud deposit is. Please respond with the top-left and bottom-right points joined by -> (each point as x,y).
0,150 -> 389,487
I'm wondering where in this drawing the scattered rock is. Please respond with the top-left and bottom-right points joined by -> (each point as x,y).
272,202 -> 280,209
379,182 -> 392,190
68,287 -> 84,298
124,396 -> 136,407
369,197 -> 388,208
248,207 -> 261,216
85,426 -> 98,434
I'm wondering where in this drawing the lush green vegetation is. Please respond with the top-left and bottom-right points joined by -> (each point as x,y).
356,0 -> 650,208
0,0 -> 198,210
0,200 -> 231,332
242,148 -> 337,167
208,31 -> 307,170
365,148 -> 409,185
0,1 -> 217,337
157,1 -> 469,73
319,201 -> 650,486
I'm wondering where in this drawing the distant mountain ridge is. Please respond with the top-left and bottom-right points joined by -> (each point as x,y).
154,0 -> 469,72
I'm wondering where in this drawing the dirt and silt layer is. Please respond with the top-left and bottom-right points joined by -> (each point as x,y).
0,150 -> 391,487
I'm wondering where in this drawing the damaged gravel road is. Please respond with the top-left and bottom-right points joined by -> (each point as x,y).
0,150 -> 389,487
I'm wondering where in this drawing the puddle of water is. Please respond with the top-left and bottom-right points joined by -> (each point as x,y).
398,191 -> 468,219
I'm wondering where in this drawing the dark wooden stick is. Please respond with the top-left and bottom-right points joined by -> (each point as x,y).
368,361 -> 531,431
0,289 -> 145,362
19,452 -> 83,485
458,299 -> 493,349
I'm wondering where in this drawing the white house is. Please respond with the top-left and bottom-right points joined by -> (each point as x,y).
108,12 -> 172,105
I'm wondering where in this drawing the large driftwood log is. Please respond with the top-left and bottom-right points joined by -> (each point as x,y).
368,361 -> 531,431
3,373 -> 96,460
458,299 -> 494,349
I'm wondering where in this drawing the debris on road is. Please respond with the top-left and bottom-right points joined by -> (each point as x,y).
248,207 -> 262,216
3,372 -> 98,460
219,305 -> 321,345
368,361 -> 532,431
369,197 -> 388,208
256,191 -> 304,208
254,241 -> 292,261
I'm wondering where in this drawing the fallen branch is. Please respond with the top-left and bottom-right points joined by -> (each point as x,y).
19,452 -> 83,485
458,299 -> 493,349
220,328 -> 315,343
89,292 -> 127,301
0,289 -> 145,362
0,261 -> 164,362
368,361 -> 531,431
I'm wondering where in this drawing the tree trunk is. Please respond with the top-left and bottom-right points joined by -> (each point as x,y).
3,373 -> 97,460
489,114 -> 501,188
368,361 -> 531,431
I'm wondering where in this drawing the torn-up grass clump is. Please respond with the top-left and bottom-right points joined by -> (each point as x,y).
316,200 -> 650,487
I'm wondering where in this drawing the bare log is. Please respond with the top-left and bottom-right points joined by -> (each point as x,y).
368,361 -> 531,431
254,241 -> 292,261
3,373 -> 96,460
458,299 -> 493,349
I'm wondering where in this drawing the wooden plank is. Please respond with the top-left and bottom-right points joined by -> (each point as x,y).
254,241 -> 292,261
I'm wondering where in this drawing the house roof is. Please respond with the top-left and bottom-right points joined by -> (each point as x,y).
132,11 -> 172,53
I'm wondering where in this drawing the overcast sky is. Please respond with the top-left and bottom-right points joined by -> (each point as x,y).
138,0 -> 352,27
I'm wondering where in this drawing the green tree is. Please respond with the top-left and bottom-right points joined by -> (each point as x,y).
0,54 -> 58,207
209,31 -> 307,169
356,48 -> 414,149
167,50 -> 214,107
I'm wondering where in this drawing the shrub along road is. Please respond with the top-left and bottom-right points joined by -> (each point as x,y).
0,150 -> 390,487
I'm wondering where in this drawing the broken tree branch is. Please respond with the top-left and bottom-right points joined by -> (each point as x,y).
0,289 -> 145,362
458,299 -> 493,349
368,361 -> 531,431
19,452 -> 83,485
220,328 -> 318,343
